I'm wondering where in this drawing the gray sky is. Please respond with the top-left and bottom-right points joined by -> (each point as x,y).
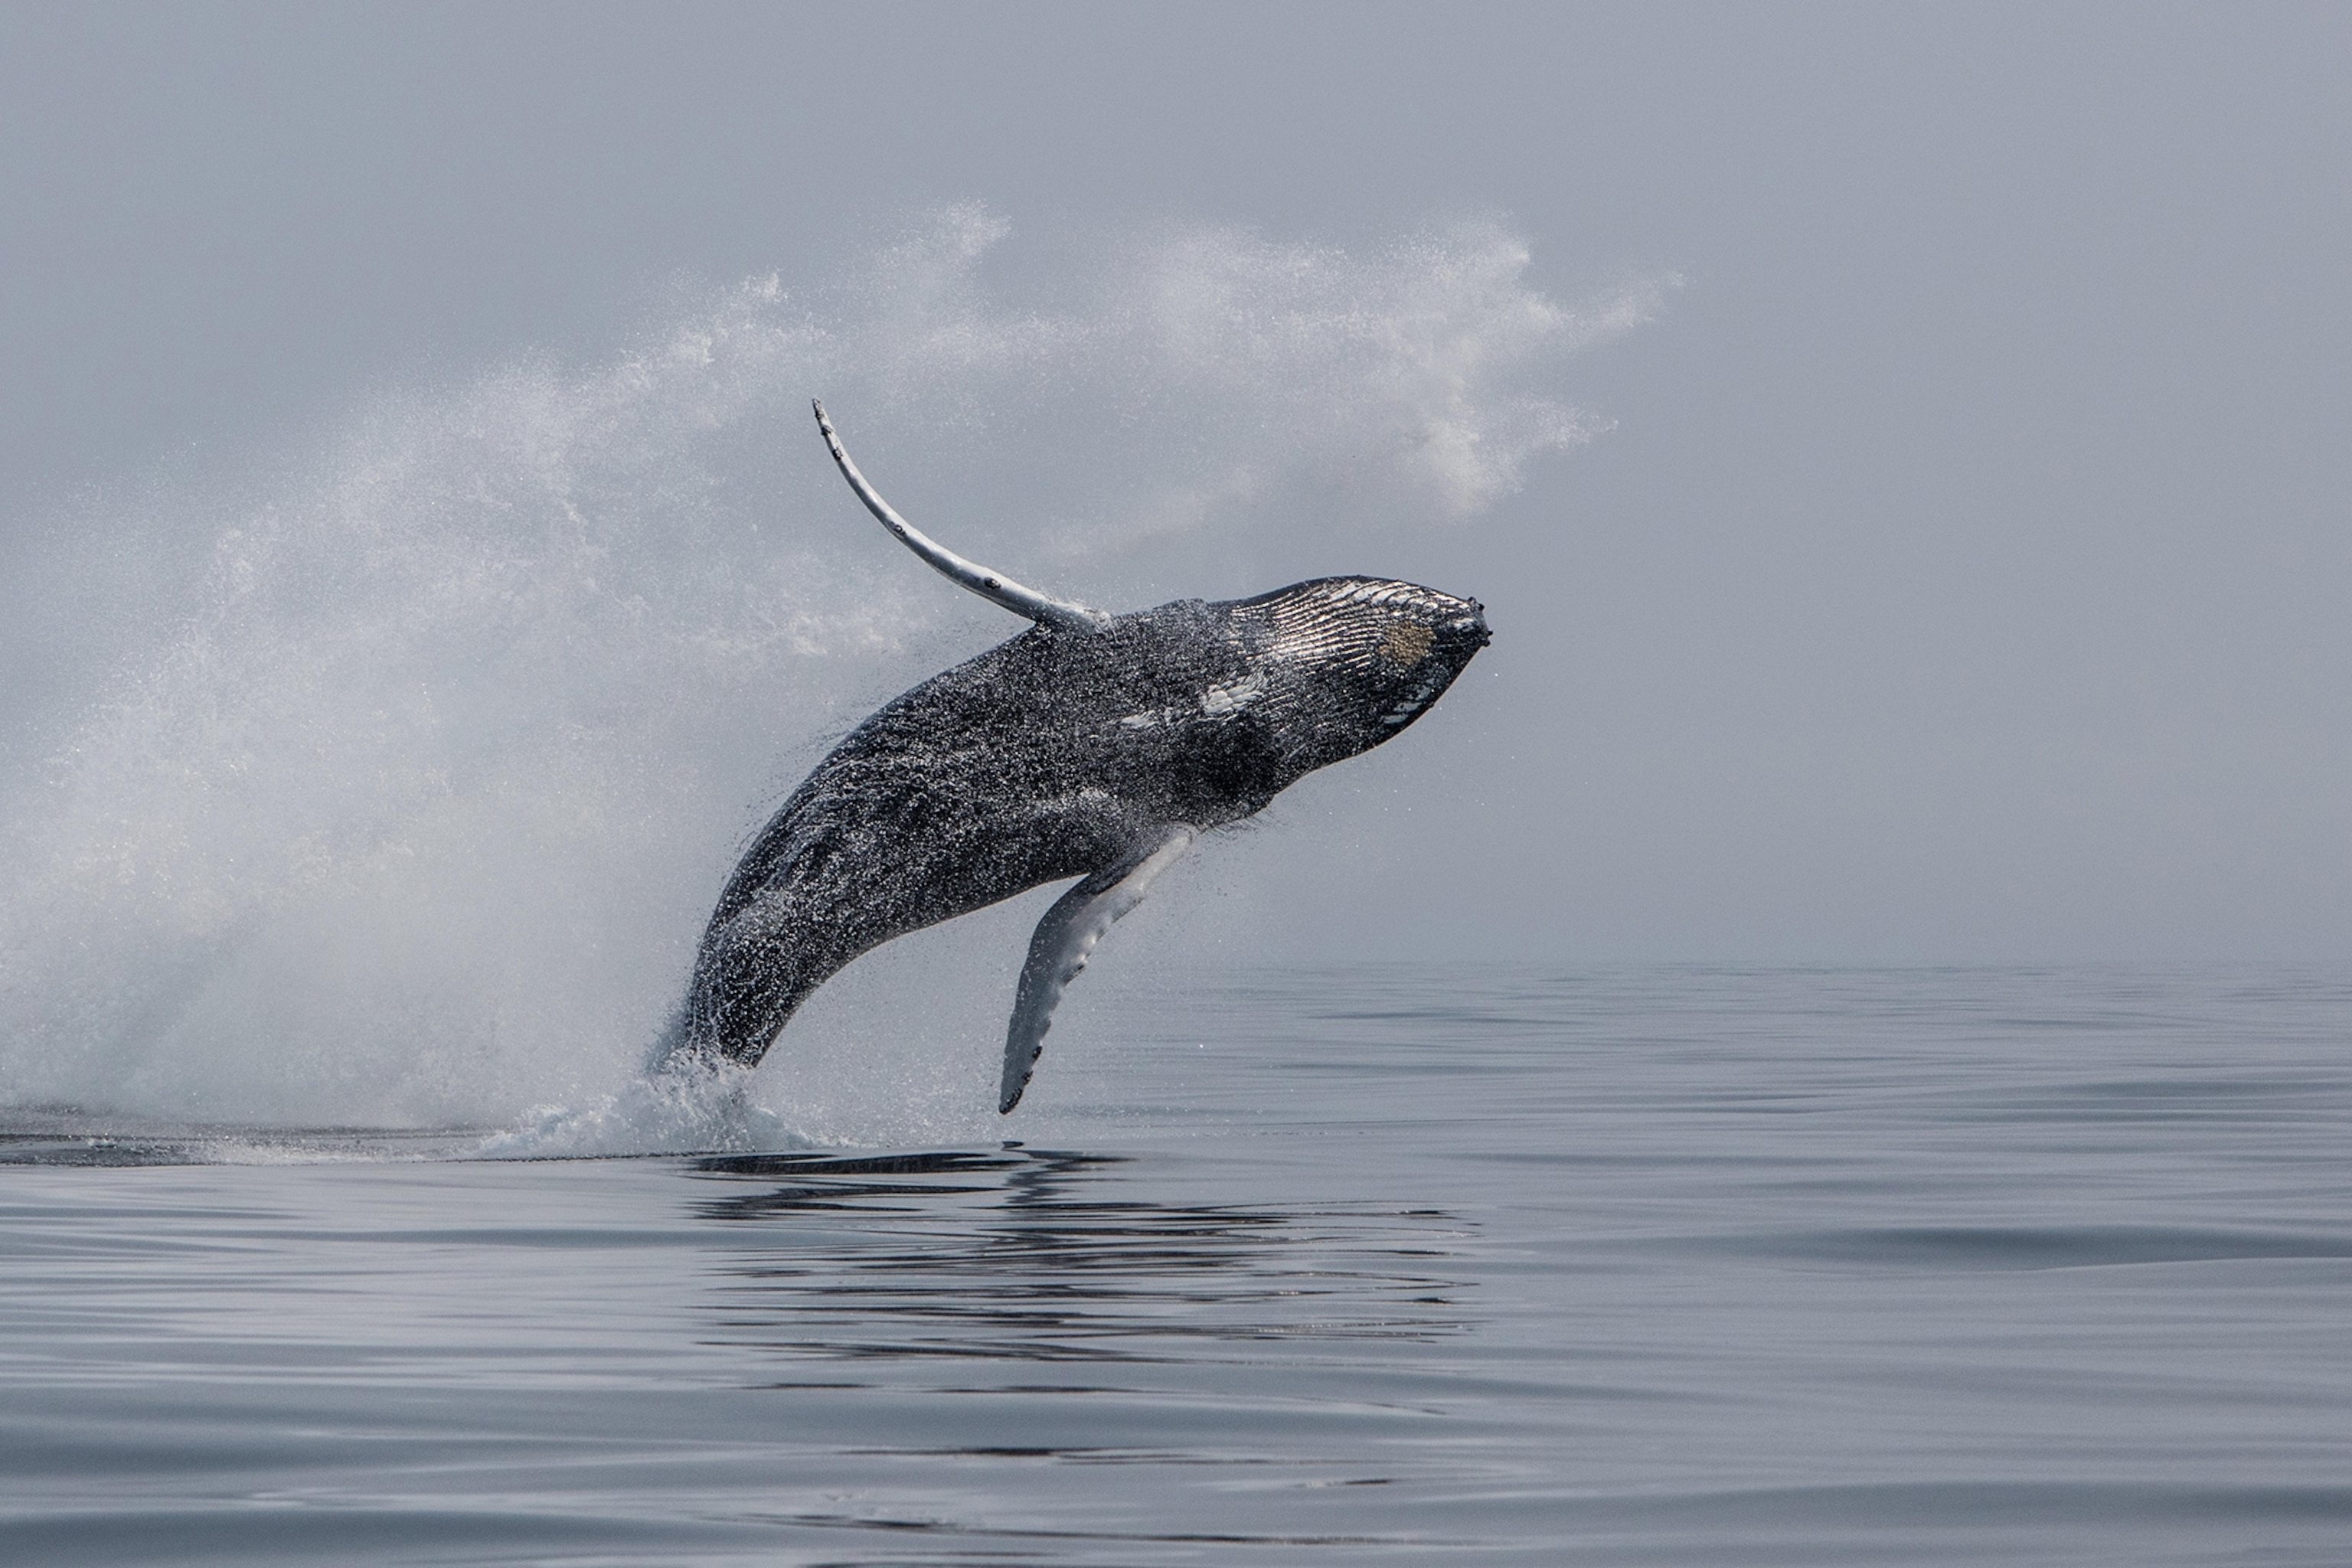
3,0 -> 2348,966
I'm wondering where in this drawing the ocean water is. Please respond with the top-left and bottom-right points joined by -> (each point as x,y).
4,962 -> 2349,1566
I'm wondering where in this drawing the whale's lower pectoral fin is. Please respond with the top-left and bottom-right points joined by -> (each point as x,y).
1000,825 -> 1197,1113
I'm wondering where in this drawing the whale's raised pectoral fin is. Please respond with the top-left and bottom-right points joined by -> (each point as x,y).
1000,824 -> 1197,1113
813,400 -> 1112,635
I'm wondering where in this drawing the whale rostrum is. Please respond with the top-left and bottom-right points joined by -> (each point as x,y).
662,404 -> 1492,1112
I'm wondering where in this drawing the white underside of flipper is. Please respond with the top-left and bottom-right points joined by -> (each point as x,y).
1000,825 -> 1197,1113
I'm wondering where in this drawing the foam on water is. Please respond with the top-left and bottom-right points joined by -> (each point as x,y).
0,208 -> 1667,1142
484,1061 -> 828,1161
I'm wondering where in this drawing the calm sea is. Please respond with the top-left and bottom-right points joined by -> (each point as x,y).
3,963 -> 2349,1565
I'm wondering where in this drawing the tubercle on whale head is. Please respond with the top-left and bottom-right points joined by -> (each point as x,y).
1232,575 -> 1488,645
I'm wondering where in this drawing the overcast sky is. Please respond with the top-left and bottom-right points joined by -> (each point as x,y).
3,1 -> 2347,967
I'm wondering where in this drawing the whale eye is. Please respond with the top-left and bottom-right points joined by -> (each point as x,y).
1380,621 -> 1435,667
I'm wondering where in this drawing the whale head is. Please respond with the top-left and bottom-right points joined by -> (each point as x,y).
1230,576 -> 1492,776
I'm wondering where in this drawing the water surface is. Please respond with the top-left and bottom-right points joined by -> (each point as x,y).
4,963 -> 2349,1564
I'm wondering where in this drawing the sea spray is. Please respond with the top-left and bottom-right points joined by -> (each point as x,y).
0,208 -> 1667,1141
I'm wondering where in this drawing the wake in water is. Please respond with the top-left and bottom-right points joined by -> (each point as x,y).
0,207 -> 1668,1150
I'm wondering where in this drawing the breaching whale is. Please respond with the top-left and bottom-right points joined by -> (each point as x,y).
662,403 -> 1491,1112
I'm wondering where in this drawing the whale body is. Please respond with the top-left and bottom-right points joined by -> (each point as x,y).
665,405 -> 1491,1112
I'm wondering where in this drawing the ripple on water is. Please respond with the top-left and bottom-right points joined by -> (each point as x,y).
3,964 -> 2351,1565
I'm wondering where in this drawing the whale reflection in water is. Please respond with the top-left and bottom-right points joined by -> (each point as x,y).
687,1147 -> 1472,1364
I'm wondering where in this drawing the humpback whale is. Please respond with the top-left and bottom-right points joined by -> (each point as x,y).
664,403 -> 1491,1112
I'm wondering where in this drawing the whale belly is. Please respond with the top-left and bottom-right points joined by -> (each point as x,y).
679,769 -> 1150,1067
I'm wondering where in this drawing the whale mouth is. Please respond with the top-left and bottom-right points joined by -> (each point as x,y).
1442,606 -> 1492,651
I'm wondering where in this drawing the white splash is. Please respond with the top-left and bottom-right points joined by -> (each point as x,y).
479,1063 -> 822,1160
